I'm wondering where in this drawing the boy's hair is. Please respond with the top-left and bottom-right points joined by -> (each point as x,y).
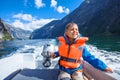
65,22 -> 78,31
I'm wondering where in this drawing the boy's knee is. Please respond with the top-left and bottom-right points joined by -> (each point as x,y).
72,72 -> 84,80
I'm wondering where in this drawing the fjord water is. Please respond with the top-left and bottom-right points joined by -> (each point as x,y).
88,35 -> 120,52
0,35 -> 120,58
0,35 -> 120,79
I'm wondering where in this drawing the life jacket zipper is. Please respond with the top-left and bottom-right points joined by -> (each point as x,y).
67,44 -> 71,56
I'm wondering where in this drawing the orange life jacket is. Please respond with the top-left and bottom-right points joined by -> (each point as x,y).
58,36 -> 88,68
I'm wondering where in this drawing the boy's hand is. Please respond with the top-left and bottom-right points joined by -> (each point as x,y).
105,67 -> 113,73
50,52 -> 56,58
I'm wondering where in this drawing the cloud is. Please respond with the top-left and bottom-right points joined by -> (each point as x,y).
12,13 -> 55,31
57,6 -> 70,14
50,0 -> 70,14
13,13 -> 35,22
25,19 -> 55,31
51,0 -> 57,8
35,0 -> 45,9
12,20 -> 25,30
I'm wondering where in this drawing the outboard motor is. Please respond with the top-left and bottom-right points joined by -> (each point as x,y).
41,44 -> 54,67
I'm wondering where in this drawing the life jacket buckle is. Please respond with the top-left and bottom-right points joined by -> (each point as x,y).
76,59 -> 81,63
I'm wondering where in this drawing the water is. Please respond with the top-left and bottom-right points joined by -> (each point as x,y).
0,39 -> 57,58
88,35 -> 120,52
0,35 -> 120,58
0,36 -> 120,79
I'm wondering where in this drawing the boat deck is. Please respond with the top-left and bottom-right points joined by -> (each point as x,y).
4,69 -> 59,80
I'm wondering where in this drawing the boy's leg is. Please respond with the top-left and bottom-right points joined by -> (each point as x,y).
71,71 -> 84,80
58,70 -> 71,80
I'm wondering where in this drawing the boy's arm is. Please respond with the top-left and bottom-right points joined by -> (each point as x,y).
82,46 -> 108,71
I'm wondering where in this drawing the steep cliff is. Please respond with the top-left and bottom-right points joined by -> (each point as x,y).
0,20 -> 31,41
31,0 -> 120,39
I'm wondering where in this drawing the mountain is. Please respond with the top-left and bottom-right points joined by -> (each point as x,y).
0,20 -> 31,40
31,0 -> 120,39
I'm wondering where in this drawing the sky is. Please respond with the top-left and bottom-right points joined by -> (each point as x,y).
0,0 -> 83,31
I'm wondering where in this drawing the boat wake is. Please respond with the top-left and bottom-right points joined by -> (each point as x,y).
0,42 -> 120,80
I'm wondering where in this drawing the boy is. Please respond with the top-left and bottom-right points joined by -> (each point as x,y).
51,22 -> 113,80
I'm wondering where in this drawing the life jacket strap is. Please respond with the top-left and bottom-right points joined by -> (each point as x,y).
60,56 -> 81,63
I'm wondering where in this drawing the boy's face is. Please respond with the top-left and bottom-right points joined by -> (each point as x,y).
65,24 -> 79,40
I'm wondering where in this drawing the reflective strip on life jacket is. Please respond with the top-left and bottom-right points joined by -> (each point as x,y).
60,56 -> 82,63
